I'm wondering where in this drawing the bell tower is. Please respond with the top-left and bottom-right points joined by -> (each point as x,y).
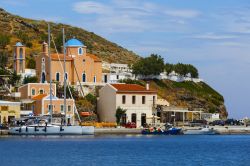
13,42 -> 26,74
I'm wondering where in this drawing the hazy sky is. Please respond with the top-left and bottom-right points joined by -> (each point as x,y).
1,0 -> 250,118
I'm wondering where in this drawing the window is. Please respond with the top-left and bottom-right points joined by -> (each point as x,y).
116,75 -> 119,80
56,72 -> 60,82
65,73 -> 68,80
142,96 -> 146,104
39,89 -> 44,94
82,73 -> 86,82
68,105 -> 71,112
42,58 -> 45,62
122,95 -> 126,104
132,96 -> 136,104
60,105 -> 64,113
20,48 -> 23,58
31,89 -> 36,96
48,105 -> 53,112
78,47 -> 83,55
94,76 -> 96,83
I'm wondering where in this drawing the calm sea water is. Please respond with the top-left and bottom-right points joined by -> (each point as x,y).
0,135 -> 249,166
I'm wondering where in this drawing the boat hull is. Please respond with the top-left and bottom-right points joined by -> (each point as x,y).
183,129 -> 217,135
142,128 -> 182,135
9,126 -> 94,135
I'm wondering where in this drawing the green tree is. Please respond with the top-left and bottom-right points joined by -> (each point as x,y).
115,107 -> 126,125
23,76 -> 38,84
0,33 -> 10,49
174,63 -> 188,76
132,54 -> 164,77
0,53 -> 8,68
187,64 -> 199,78
8,72 -> 21,86
55,33 -> 63,52
84,93 -> 97,105
165,63 -> 174,74
57,84 -> 79,99
27,58 -> 36,69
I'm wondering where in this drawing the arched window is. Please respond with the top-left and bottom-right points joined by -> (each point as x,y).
82,73 -> 86,82
20,48 -> 23,59
42,72 -> 46,83
39,89 -> 44,94
78,47 -> 83,55
65,73 -> 68,80
56,72 -> 60,82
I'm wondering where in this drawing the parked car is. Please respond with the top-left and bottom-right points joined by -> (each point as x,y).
189,120 -> 208,127
209,120 -> 225,126
225,119 -> 242,126
125,122 -> 136,128
0,124 -> 8,130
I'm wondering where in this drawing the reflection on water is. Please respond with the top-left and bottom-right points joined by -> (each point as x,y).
0,135 -> 250,166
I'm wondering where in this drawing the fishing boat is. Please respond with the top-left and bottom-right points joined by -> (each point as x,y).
183,126 -> 217,135
142,124 -> 182,135
9,25 -> 94,135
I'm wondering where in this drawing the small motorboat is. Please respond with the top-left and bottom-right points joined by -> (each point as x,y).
142,123 -> 182,135
183,126 -> 218,135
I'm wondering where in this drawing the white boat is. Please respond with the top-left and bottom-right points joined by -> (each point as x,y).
183,127 -> 218,135
9,125 -> 94,135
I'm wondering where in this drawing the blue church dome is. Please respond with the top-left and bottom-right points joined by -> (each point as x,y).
65,38 -> 84,47
15,42 -> 23,46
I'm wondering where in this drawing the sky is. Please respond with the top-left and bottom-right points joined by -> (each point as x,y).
0,0 -> 250,118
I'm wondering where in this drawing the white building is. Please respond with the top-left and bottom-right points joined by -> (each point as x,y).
97,83 -> 157,128
102,62 -> 134,83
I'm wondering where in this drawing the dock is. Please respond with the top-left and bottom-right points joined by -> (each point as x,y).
1,126 -> 250,135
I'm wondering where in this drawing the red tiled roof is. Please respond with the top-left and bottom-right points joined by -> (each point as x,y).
32,94 -> 48,100
110,84 -> 157,94
51,54 -> 73,61
86,53 -> 102,62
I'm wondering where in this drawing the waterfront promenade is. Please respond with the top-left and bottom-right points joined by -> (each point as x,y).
2,126 -> 250,135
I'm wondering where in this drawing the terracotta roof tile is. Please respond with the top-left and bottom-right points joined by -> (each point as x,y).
51,54 -> 73,61
111,84 -> 157,94
32,94 -> 48,100
86,53 -> 102,62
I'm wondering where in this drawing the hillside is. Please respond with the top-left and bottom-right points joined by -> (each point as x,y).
0,8 -> 139,64
0,8 -> 228,118
121,79 -> 228,118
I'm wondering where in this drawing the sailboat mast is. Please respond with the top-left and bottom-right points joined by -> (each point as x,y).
48,24 -> 53,121
63,28 -> 67,124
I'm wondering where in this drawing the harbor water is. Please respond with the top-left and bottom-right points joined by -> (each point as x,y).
0,135 -> 250,166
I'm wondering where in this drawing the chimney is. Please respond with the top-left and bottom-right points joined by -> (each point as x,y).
146,81 -> 149,90
42,41 -> 48,55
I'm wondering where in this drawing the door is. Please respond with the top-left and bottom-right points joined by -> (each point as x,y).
131,113 -> 137,125
141,113 -> 146,127
104,75 -> 108,83
121,114 -> 126,126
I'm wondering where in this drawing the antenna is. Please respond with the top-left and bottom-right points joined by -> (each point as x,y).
48,23 -> 53,122
63,28 -> 67,125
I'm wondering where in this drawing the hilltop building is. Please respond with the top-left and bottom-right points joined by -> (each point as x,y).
97,83 -> 157,128
36,38 -> 102,85
102,62 -> 134,83
13,42 -> 36,78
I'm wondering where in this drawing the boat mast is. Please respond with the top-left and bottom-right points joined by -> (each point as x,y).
63,28 -> 67,125
48,24 -> 53,122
